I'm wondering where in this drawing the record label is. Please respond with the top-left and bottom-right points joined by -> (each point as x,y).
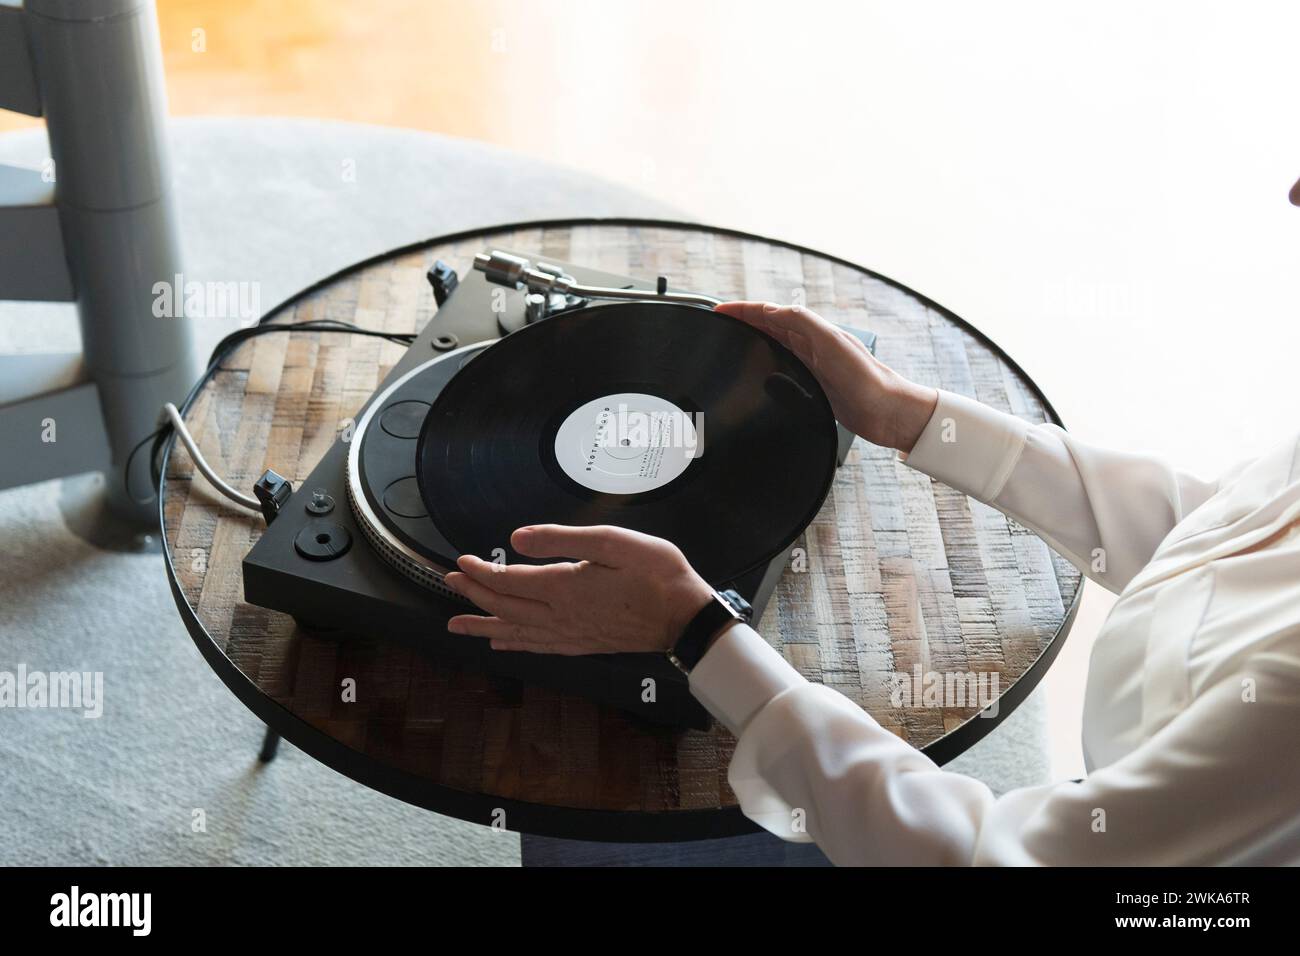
553,392 -> 699,495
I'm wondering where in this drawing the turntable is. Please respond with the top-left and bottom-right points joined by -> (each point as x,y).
242,250 -> 876,729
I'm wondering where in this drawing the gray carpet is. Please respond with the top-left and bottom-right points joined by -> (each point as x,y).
0,118 -> 1050,866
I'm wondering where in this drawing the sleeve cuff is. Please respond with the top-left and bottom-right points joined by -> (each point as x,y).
688,623 -> 806,736
898,389 -> 1031,503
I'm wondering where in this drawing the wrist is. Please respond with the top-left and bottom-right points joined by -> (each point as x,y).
665,586 -> 752,674
663,572 -> 714,650
882,375 -> 939,454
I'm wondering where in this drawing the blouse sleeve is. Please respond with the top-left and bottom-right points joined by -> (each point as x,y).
900,389 -> 1222,592
686,390 -> 1285,865
691,625 -> 1300,865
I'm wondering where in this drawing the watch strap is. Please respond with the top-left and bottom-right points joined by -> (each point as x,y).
668,588 -> 752,674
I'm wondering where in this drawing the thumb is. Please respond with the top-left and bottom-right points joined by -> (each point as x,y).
715,301 -> 816,352
511,524 -> 638,566
714,300 -> 783,331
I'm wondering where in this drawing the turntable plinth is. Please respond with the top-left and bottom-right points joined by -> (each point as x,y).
162,219 -> 1081,843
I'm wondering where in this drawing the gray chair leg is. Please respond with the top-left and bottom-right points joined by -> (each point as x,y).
0,0 -> 200,535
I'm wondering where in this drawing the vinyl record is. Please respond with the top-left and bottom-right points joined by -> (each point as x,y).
415,301 -> 838,585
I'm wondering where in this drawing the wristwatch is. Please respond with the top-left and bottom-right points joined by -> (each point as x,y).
667,588 -> 753,674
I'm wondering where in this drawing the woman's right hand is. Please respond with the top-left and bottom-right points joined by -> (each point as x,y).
715,301 -> 939,454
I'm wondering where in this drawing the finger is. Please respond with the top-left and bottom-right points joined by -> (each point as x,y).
511,524 -> 648,566
714,301 -> 787,342
715,300 -> 790,344
715,301 -> 829,338
446,614 -> 552,643
715,303 -> 834,363
715,300 -> 777,325
443,573 -> 553,626
761,304 -> 836,340
455,553 -> 560,601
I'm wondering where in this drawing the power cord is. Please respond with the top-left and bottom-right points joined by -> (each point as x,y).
127,318 -> 418,508
162,402 -> 260,510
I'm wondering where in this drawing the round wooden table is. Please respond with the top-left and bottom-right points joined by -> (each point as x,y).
162,219 -> 1081,843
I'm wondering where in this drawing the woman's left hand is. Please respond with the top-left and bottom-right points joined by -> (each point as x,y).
444,524 -> 714,655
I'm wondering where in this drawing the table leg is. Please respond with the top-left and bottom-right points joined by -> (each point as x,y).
258,727 -> 281,763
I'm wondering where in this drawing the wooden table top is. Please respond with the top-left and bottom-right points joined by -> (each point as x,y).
162,219 -> 1081,841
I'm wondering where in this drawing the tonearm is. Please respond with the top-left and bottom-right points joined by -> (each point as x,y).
472,250 -> 721,324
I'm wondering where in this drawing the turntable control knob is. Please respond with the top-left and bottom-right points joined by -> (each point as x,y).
305,489 -> 335,516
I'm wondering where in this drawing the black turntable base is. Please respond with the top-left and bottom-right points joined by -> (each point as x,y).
243,251 -> 875,729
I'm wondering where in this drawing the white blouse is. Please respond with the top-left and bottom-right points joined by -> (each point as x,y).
689,390 -> 1300,865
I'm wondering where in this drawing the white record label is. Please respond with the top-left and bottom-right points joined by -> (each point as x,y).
553,393 -> 699,494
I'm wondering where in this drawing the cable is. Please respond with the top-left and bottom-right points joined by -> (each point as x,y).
124,426 -> 167,505
129,318 -> 420,508
163,402 -> 260,511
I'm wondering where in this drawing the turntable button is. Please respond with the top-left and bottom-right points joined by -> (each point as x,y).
305,489 -> 335,515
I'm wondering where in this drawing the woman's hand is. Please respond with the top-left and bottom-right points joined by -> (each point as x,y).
716,301 -> 939,454
444,524 -> 714,655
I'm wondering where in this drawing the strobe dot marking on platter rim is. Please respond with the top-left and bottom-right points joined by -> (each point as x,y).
415,302 -> 839,585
